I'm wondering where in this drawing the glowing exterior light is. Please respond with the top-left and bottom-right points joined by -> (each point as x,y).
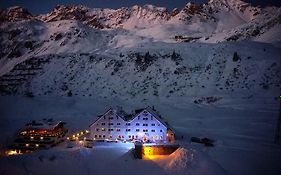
26,144 -> 29,147
81,132 -> 83,135
40,137 -> 44,140
72,135 -> 75,137
30,136 -> 34,139
84,137 -> 86,140
67,137 -> 69,140
36,144 -> 39,147
85,130 -> 89,133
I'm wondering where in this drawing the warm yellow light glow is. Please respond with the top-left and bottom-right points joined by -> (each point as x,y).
36,144 -> 39,147
81,132 -> 83,135
26,144 -> 29,147
85,130 -> 89,133
6,150 -> 21,156
72,135 -> 75,137
30,136 -> 34,139
143,154 -> 163,160
84,137 -> 86,140
67,137 -> 70,140
40,137 -> 44,140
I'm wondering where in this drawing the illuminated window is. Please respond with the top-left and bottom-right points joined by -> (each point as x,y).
101,128 -> 105,131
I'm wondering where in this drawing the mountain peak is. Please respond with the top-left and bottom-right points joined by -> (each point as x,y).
0,6 -> 33,23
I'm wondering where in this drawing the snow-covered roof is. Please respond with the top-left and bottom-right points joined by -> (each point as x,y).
24,119 -> 64,130
90,106 -> 174,132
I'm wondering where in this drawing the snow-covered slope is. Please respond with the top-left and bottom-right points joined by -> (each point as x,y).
0,1 -> 280,104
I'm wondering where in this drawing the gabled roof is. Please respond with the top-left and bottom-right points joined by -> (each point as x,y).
89,107 -> 127,127
89,106 -> 175,133
133,106 -> 168,128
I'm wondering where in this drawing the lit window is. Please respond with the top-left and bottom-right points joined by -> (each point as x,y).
101,128 -> 105,131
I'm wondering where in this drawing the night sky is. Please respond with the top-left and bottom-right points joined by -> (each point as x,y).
0,0 -> 281,14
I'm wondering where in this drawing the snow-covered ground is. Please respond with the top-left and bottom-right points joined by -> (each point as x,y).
0,96 -> 280,175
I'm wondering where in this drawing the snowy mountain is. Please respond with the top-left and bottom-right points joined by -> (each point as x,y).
0,0 -> 280,104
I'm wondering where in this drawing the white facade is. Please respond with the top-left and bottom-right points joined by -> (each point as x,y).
89,107 -> 171,143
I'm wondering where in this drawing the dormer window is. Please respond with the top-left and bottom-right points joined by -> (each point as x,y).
143,111 -> 148,116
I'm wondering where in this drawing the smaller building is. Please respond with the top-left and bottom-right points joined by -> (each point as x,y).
89,106 -> 175,143
6,119 -> 67,155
